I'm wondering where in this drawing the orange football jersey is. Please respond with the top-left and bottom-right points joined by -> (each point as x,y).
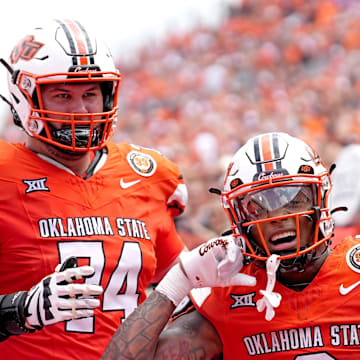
0,140 -> 187,359
191,237 -> 360,359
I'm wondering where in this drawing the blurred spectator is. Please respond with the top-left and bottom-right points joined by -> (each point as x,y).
330,144 -> 360,241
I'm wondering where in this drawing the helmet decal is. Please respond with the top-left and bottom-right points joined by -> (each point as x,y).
55,19 -> 95,66
10,35 -> 44,64
230,178 -> 242,190
254,169 -> 288,182
298,164 -> 314,174
249,133 -> 290,181
252,132 -> 284,172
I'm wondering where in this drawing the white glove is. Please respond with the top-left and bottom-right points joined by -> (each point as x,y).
156,235 -> 256,306
24,257 -> 103,329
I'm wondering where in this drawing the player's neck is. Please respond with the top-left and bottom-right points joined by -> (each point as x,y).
277,246 -> 331,292
26,136 -> 92,177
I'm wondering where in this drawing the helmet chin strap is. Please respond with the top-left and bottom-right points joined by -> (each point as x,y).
256,254 -> 282,321
256,246 -> 329,321
278,249 -> 314,273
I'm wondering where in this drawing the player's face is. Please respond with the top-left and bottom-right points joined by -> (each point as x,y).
246,185 -> 314,255
40,82 -> 104,128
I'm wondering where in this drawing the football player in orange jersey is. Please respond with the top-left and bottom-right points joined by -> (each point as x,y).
0,19 -> 188,359
102,132 -> 360,360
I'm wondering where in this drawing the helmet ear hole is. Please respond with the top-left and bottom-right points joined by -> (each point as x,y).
28,119 -> 43,134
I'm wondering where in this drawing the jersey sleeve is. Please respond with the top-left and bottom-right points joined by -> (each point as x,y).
148,151 -> 188,278
156,152 -> 188,217
153,211 -> 185,279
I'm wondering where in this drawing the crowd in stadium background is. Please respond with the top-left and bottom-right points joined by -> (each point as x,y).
2,0 -> 360,248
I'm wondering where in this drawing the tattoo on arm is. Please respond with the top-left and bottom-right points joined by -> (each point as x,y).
155,307 -> 223,360
101,290 -> 175,360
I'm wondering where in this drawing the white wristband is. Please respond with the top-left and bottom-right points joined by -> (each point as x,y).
155,264 -> 192,306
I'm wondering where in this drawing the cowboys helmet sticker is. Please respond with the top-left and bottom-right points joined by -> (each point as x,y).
127,151 -> 157,177
345,244 -> 360,273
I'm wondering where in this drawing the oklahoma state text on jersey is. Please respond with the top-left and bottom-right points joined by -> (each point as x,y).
191,237 -> 360,359
0,140 -> 187,360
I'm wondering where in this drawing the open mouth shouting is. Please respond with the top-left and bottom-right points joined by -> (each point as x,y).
268,230 -> 297,252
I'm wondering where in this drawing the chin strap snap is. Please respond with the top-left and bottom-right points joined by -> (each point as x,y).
256,254 -> 282,321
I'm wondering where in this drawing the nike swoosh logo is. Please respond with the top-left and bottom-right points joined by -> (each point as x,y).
339,280 -> 360,295
120,178 -> 141,189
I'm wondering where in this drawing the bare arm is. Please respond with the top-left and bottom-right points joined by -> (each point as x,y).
101,289 -> 222,360
155,306 -> 223,360
101,290 -> 175,360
